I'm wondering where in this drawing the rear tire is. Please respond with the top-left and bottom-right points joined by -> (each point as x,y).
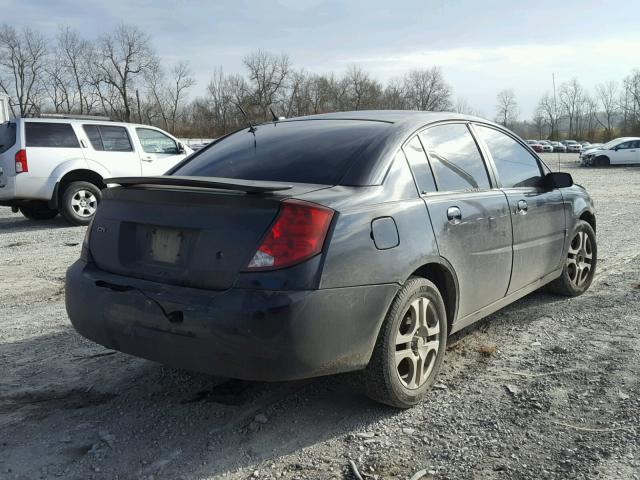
19,201 -> 59,220
547,220 -> 597,296
363,277 -> 448,408
59,181 -> 101,226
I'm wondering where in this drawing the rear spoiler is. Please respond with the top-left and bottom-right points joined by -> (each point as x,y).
105,176 -> 293,194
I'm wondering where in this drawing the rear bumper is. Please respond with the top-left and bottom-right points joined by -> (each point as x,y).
65,260 -> 398,381
0,174 -> 56,205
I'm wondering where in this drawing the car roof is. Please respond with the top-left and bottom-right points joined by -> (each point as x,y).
286,109 -> 491,127
17,117 -> 158,129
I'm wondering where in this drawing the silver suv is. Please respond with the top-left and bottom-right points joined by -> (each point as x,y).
0,116 -> 192,225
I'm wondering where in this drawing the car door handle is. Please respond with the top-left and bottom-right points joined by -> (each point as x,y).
447,206 -> 462,224
516,200 -> 528,215
141,156 -> 154,162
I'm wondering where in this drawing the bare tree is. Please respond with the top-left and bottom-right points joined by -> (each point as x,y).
559,78 -> 584,138
532,112 -> 546,139
43,57 -> 74,113
495,89 -> 518,127
583,95 -> 599,141
56,26 -> 95,114
536,92 -> 559,139
344,65 -> 382,111
454,96 -> 479,116
243,49 -> 290,120
205,68 -> 250,135
594,81 -> 619,140
0,25 -> 48,116
95,24 -> 157,121
402,67 -> 451,111
381,78 -> 406,110
165,62 -> 195,132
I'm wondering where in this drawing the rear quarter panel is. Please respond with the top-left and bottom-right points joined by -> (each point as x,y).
563,184 -> 596,233
559,184 -> 596,260
302,152 -> 441,289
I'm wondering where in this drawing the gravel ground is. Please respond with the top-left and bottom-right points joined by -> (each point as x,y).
1,154 -> 638,480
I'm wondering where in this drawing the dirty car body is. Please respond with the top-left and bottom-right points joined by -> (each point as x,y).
66,111 -> 596,385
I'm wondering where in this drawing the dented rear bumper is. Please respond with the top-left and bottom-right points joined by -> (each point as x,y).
65,260 -> 397,381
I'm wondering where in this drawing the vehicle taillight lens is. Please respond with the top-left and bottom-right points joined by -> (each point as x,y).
247,199 -> 334,270
15,149 -> 28,173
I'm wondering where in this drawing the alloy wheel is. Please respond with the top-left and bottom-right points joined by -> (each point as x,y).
394,297 -> 441,389
567,231 -> 593,288
71,189 -> 98,218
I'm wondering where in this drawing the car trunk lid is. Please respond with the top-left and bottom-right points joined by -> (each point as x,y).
89,179 -> 328,290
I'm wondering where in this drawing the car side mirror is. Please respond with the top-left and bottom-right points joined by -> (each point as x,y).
543,172 -> 573,189
177,142 -> 186,154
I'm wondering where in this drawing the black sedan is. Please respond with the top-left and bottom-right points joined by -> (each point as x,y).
66,111 -> 597,408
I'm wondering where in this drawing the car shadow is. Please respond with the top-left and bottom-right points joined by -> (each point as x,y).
0,208 -> 74,234
0,288 -> 573,478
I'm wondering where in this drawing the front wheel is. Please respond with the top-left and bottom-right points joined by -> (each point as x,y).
363,277 -> 448,408
548,220 -> 597,296
59,181 -> 102,226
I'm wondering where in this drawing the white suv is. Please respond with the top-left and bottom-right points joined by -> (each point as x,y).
0,117 -> 193,225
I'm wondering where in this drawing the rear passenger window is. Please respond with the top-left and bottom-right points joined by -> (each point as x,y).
402,136 -> 436,193
25,123 -> 79,148
420,124 -> 490,192
83,125 -> 133,152
475,125 -> 542,188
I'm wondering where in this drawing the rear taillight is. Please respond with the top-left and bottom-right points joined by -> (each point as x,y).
15,149 -> 28,173
247,199 -> 334,270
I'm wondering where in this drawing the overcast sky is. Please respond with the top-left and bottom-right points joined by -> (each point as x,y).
3,0 -> 639,118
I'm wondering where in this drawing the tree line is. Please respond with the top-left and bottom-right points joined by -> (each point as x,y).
1,23 -> 639,141
494,73 -> 640,141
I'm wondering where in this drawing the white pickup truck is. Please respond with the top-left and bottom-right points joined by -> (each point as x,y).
0,116 -> 193,225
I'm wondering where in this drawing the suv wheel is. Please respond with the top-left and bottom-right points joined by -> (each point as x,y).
548,220 -> 597,296
19,201 -> 59,220
363,277 -> 448,408
60,181 -> 101,226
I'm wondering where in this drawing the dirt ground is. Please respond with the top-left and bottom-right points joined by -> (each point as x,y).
0,154 -> 638,480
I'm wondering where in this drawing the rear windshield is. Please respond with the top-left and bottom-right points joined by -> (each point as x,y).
0,122 -> 16,153
25,122 -> 79,148
172,120 -> 390,185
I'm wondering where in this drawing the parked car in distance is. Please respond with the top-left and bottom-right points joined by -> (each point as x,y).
580,137 -> 640,166
0,116 -> 193,225
526,139 -> 544,152
537,140 -> 554,152
562,140 -> 582,153
66,111 -> 597,408
550,141 -> 567,153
